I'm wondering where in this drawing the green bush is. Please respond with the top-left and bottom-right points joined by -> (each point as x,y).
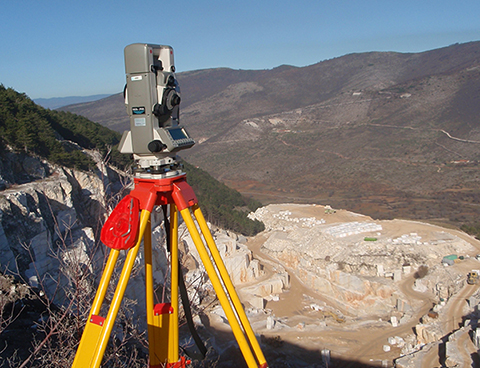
461,223 -> 480,240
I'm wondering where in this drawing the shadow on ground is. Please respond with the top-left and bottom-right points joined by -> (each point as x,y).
185,322 -> 392,368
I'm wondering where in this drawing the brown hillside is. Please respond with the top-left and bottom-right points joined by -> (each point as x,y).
61,41 -> 480,226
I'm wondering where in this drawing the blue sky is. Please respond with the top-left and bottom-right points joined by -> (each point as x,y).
1,0 -> 480,99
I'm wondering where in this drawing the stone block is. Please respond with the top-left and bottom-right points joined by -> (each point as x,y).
413,279 -> 428,293
377,264 -> 384,277
393,270 -> 402,282
250,259 -> 260,278
258,283 -> 272,296
415,324 -> 440,344
397,298 -> 411,312
391,316 -> 398,327
468,296 -> 478,308
224,253 -> 250,284
278,271 -> 290,288
266,315 -> 275,330
271,278 -> 284,294
249,295 -> 265,309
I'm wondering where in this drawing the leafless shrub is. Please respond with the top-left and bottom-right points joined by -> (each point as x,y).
8,231 -> 148,368
0,274 -> 25,335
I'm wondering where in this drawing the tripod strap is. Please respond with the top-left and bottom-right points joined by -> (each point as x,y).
178,261 -> 208,358
162,205 -> 207,359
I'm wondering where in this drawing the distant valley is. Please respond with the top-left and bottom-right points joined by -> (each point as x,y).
34,94 -> 110,109
61,41 -> 480,228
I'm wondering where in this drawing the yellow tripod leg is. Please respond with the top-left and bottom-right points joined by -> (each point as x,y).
169,204 -> 179,362
72,248 -> 120,367
72,209 -> 151,368
192,205 -> 268,368
145,205 -> 181,367
180,207 -> 259,368
144,216 -> 165,366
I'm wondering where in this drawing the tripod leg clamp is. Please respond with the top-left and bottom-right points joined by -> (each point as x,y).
172,179 -> 197,210
101,195 -> 140,250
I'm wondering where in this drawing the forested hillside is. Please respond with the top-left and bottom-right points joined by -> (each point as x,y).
0,85 -> 264,235
183,161 -> 264,235
0,85 -> 129,170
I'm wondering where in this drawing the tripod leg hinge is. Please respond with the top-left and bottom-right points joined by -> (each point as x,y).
172,180 -> 197,210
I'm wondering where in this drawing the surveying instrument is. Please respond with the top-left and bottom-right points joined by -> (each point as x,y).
72,44 -> 269,368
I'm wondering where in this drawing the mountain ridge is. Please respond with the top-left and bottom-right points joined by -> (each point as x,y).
61,42 -> 480,132
34,94 -> 111,109
61,41 -> 480,227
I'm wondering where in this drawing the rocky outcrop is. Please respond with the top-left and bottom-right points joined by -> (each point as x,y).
181,227 -> 264,291
249,205 -> 397,315
414,323 -> 442,345
0,150 -> 125,306
0,151 -> 50,190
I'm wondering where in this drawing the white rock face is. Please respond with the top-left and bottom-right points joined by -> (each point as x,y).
0,152 -> 124,307
181,226 -> 263,287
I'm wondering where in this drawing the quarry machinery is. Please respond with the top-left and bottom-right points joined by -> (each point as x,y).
72,44 -> 268,368
467,270 -> 480,285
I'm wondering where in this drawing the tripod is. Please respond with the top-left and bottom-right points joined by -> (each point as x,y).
72,172 -> 268,368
